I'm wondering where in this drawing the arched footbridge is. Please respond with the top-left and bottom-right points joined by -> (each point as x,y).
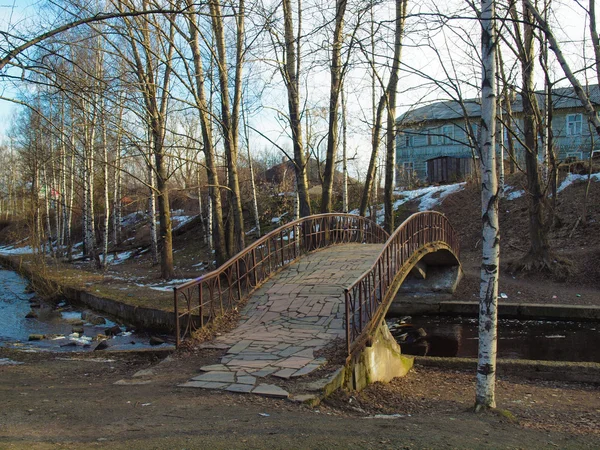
174,212 -> 461,394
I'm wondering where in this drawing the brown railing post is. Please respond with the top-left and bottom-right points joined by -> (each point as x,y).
252,248 -> 257,286
199,284 -> 204,328
173,287 -> 180,348
236,260 -> 242,302
345,289 -> 351,356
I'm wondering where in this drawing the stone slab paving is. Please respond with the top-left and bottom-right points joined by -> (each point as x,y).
179,243 -> 382,398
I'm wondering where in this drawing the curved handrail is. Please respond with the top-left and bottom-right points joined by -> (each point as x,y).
344,211 -> 460,357
174,213 -> 388,346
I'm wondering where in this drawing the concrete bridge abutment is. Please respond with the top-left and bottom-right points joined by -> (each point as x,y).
344,320 -> 414,392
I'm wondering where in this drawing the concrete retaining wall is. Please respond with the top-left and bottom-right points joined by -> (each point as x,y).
389,300 -> 600,322
0,255 -> 176,333
415,356 -> 600,384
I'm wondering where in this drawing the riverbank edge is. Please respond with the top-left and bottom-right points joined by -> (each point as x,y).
0,255 -> 176,333
414,356 -> 600,384
2,254 -> 598,338
390,299 -> 600,321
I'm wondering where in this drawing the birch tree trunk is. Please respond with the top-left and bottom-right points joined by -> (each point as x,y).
42,168 -> 54,257
240,94 -> 261,238
195,168 -> 206,240
66,130 -> 75,260
113,102 -> 124,247
476,0 -> 499,411
101,101 -> 110,268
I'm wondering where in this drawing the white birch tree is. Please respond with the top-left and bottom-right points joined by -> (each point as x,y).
476,0 -> 500,411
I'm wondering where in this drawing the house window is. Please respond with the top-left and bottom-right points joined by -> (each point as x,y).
441,125 -> 454,144
403,161 -> 414,172
429,128 -> 439,146
412,133 -> 427,147
397,132 -> 408,147
566,114 -> 582,136
566,152 -> 583,161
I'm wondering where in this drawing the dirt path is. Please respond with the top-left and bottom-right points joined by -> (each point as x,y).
1,348 -> 598,449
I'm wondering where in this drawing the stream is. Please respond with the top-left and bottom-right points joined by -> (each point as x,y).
0,268 -> 173,352
388,315 -> 599,362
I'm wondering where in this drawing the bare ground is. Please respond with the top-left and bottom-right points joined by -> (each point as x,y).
0,347 -> 598,449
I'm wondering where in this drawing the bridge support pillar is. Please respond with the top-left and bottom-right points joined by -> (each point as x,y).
345,320 -> 414,392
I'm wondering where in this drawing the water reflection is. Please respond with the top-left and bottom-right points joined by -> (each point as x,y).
387,316 -> 599,362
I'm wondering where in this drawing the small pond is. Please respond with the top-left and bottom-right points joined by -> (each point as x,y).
0,268 -> 173,352
387,316 -> 599,362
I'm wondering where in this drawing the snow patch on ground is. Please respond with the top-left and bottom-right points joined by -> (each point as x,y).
121,212 -> 145,227
0,358 -> 24,366
557,172 -> 600,194
102,251 -> 134,265
171,211 -> 197,230
505,188 -> 525,200
0,245 -> 34,255
271,212 -> 289,224
406,183 -> 465,211
348,182 -> 465,225
137,278 -> 196,292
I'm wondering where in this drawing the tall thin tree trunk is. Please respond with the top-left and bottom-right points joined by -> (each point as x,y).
148,156 -> 159,266
496,87 -> 505,197
42,168 -> 54,258
519,0 -> 551,269
383,0 -> 408,234
243,104 -> 261,238
101,103 -> 110,268
208,194 -> 214,255
185,0 -> 227,264
66,131 -> 75,260
282,0 -> 311,217
195,168 -> 206,240
209,0 -> 245,253
321,0 -> 347,213
113,103 -> 124,247
342,85 -> 348,213
476,0 -> 499,411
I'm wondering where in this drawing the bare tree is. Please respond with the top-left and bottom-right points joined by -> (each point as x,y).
321,0 -> 347,212
383,0 -> 408,233
476,0 -> 500,412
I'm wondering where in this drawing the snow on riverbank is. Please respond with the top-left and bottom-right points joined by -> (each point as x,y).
136,278 -> 196,292
557,172 -> 600,193
349,182 -> 466,224
0,245 -> 34,255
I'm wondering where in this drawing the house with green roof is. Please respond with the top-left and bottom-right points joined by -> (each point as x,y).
396,85 -> 600,184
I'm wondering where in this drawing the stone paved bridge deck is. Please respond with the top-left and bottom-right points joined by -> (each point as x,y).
180,243 -> 382,397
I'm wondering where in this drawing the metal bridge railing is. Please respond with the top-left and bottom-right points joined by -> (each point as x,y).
344,211 -> 460,357
174,213 -> 388,347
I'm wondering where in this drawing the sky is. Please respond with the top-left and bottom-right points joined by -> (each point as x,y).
0,0 -> 595,174
0,0 -> 38,137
